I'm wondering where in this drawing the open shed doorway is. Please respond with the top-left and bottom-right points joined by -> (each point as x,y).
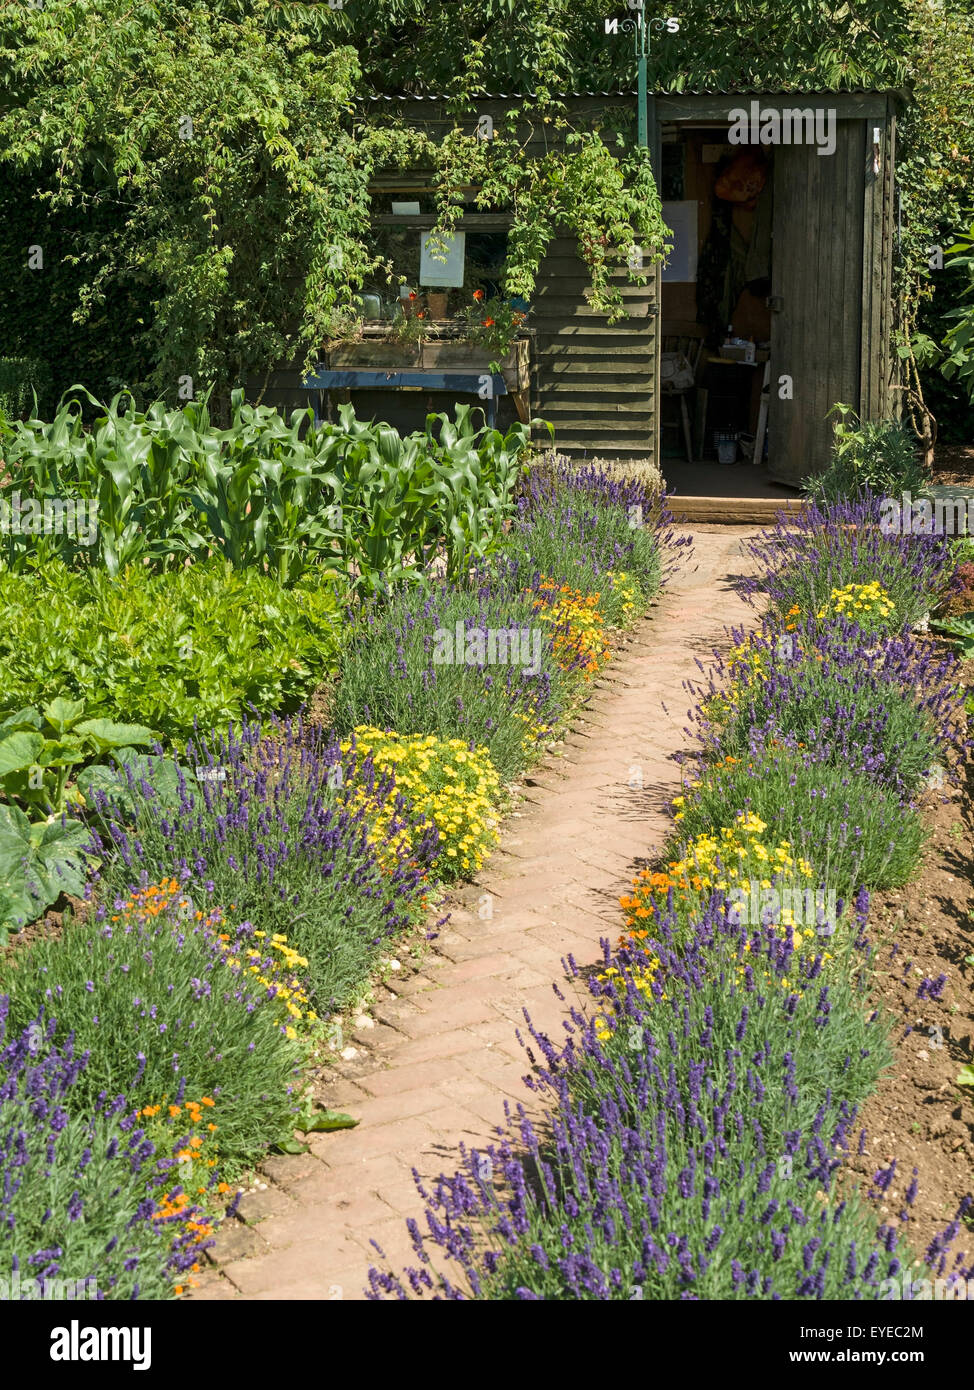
658,121 -> 792,499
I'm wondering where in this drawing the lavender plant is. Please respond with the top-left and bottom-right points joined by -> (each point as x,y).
367,894 -> 969,1300
693,614 -> 967,797
332,573 -> 580,778
0,888 -> 307,1169
673,750 -> 926,895
741,495 -> 953,628
91,716 -> 437,1012
360,483 -> 971,1302
507,455 -> 689,622
0,1000 -> 214,1300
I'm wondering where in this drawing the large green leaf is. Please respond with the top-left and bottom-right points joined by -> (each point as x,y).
0,884 -> 36,945
29,817 -> 92,901
301,1109 -> 359,1133
0,706 -> 42,734
33,735 -> 85,769
75,718 -> 156,751
0,729 -> 44,778
0,804 -> 92,930
0,801 -> 32,869
43,695 -> 87,734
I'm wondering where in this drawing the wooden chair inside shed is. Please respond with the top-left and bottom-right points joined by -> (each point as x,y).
660,322 -> 706,463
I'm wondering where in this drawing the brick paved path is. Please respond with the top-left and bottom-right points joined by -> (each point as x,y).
194,525 -> 761,1301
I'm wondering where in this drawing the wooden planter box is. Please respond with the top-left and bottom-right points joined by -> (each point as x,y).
324,334 -> 531,396
421,337 -> 530,391
328,342 -> 421,369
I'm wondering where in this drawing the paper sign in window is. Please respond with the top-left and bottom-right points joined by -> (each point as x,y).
420,231 -> 466,287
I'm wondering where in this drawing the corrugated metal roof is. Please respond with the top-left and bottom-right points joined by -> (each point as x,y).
364,86 -> 893,101
364,90 -> 636,100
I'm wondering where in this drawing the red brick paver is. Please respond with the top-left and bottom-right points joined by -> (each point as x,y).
195,525 -> 761,1301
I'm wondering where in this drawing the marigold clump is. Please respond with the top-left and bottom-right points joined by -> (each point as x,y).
343,727 -> 501,878
617,814 -> 835,995
531,576 -> 611,677
619,811 -> 816,950
620,813 -> 813,941
136,1089 -> 237,1294
816,581 -> 895,629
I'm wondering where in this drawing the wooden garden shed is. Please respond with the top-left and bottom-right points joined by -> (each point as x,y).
265,87 -> 900,489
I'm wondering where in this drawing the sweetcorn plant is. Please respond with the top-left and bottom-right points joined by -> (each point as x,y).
0,389 -> 530,591
343,727 -> 501,880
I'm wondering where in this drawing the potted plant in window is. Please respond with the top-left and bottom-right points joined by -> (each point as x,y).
424,289 -> 450,320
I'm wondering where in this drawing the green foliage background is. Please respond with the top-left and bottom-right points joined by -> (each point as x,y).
0,0 -> 972,433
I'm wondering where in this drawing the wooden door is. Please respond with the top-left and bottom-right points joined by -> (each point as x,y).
860,103 -> 896,421
767,122 -> 866,484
